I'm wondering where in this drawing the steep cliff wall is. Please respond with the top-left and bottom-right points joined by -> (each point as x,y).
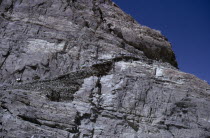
0,0 -> 210,138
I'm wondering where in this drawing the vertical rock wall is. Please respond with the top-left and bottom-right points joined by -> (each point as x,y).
0,0 -> 210,138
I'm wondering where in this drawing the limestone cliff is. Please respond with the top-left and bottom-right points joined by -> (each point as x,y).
0,0 -> 210,138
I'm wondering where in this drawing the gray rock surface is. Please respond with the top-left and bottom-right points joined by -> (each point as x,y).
0,0 -> 209,138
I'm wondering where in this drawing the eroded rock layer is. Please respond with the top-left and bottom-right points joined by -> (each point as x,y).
0,0 -> 210,138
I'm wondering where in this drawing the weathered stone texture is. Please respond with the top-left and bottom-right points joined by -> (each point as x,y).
0,0 -> 209,138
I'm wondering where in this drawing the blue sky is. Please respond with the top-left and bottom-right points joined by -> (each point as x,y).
112,0 -> 210,83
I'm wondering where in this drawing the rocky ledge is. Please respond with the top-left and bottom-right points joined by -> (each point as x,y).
0,0 -> 210,138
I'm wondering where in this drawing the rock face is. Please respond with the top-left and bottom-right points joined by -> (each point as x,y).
0,0 -> 209,138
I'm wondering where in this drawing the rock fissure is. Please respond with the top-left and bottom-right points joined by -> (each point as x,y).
17,115 -> 42,126
0,49 -> 10,70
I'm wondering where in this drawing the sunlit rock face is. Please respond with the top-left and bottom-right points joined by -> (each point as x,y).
0,0 -> 210,138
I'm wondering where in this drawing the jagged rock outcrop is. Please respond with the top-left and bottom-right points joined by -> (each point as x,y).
0,0 -> 209,138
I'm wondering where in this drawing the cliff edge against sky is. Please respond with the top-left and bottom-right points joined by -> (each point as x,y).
0,0 -> 210,138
